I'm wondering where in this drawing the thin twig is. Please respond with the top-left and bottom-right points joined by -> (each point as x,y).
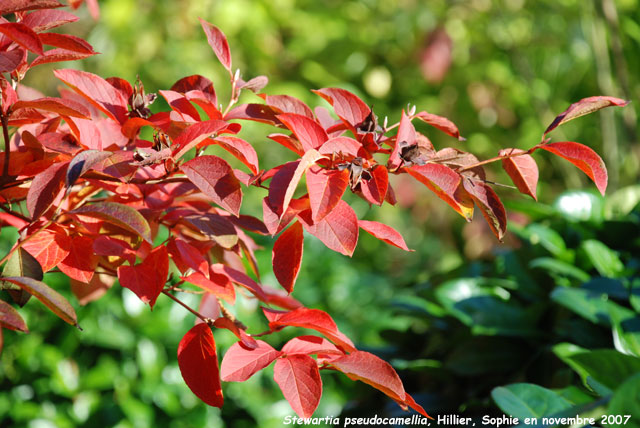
1,113 -> 10,181
161,289 -> 211,324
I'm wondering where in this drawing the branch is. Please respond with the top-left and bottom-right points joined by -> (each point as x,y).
457,147 -> 536,173
162,289 -> 212,324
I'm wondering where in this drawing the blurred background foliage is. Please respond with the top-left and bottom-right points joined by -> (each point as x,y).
3,0 -> 640,426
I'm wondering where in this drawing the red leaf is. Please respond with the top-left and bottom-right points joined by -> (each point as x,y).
388,111 -> 416,170
318,136 -> 364,158
306,167 -> 349,222
117,246 -> 168,308
172,119 -> 235,159
0,299 -> 28,333
53,69 -> 128,123
3,276 -> 78,327
258,94 -> 314,118
211,264 -> 268,301
220,340 -> 281,382
330,350 -> 405,401
298,200 -> 359,257
171,238 -> 209,277
92,236 -> 135,265
537,141 -> 608,195
177,323 -> 224,407
407,164 -> 474,221
183,271 -> 235,303
12,97 -> 89,118
358,220 -> 412,251
0,23 -> 43,55
463,179 -> 507,241
267,133 -> 304,155
268,150 -> 325,218
210,136 -> 259,174
272,221 -> 304,294
59,236 -> 98,283
277,113 -> 328,152
196,293 -> 220,323
22,9 -> 78,32
267,307 -> 356,352
544,96 -> 629,136
312,88 -> 370,129
198,18 -> 231,71
274,355 -> 322,419
22,228 -> 71,272
415,111 -> 464,141
360,165 -> 388,206
26,160 -> 68,220
65,149 -> 113,187
31,48 -> 96,67
281,336 -> 342,356
0,0 -> 63,15
70,202 -> 153,244
0,49 -> 23,73
181,213 -> 238,249
70,271 -> 114,306
38,32 -> 94,54
499,148 -> 538,200
171,74 -> 217,106
181,155 -> 243,216
226,104 -> 280,126
158,89 -> 201,121
213,317 -> 257,349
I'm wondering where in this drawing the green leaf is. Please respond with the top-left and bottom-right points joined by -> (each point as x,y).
446,338 -> 528,375
605,184 -> 640,219
492,383 -> 572,419
581,239 -> 624,278
70,202 -> 153,244
608,373 -> 640,428
2,276 -> 78,328
553,190 -> 604,223
1,247 -> 44,306
435,278 -> 539,336
551,287 -> 615,326
520,223 -> 570,260
553,345 -> 640,394
529,257 -> 590,282
611,307 -> 640,358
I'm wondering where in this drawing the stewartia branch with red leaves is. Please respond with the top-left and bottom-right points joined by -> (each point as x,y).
0,1 -> 629,419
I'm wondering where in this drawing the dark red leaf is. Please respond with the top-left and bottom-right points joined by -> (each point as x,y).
117,246 -> 168,308
298,200 -> 359,257
225,104 -> 280,126
53,69 -> 128,123
0,23 -> 43,55
274,355 -> 322,419
58,236 -> 98,283
220,340 -> 281,382
306,167 -> 349,222
198,18 -> 231,71
312,88 -> 370,128
536,141 -> 608,195
0,299 -> 28,333
70,272 -> 114,306
182,213 -> 238,249
13,97 -> 89,119
26,161 -> 68,220
272,221 -> 304,294
238,75 -> 268,93
30,48 -> 95,67
183,271 -> 234,303
177,323 -> 224,407
415,111 -> 464,141
0,0 -> 63,15
544,96 -> 629,136
406,164 -> 474,221
22,9 -> 78,32
211,264 -> 268,301
3,276 -> 78,327
358,220 -> 412,251
281,336 -> 342,356
65,149 -> 112,187
463,179 -> 507,241
267,133 -> 304,155
71,202 -> 153,244
499,148 -> 538,200
277,113 -> 328,152
360,165 -> 388,206
181,155 -> 243,216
